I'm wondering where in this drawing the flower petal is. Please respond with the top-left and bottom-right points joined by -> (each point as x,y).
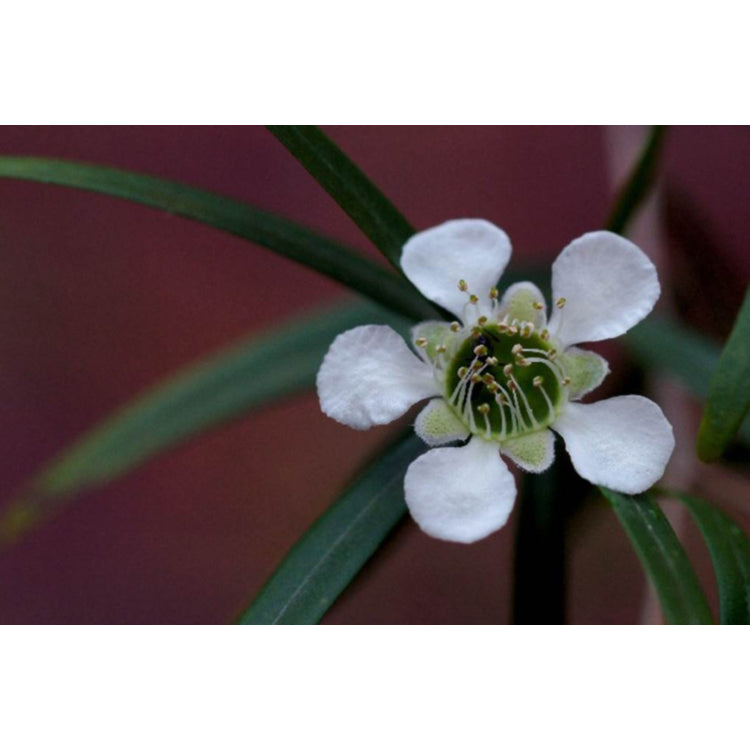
497,281 -> 547,330
558,346 -> 610,400
404,436 -> 516,543
414,398 -> 470,447
500,429 -> 555,473
317,325 -> 439,430
401,219 -> 512,320
548,231 -> 660,347
553,396 -> 675,494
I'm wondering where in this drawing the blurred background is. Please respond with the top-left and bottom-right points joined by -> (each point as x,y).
0,126 -> 747,624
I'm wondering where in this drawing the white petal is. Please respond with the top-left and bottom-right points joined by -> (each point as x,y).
317,325 -> 439,430
414,399 -> 470,447
404,436 -> 516,543
501,429 -> 555,473
558,346 -> 610,400
401,219 -> 512,320
548,231 -> 660,347
553,396 -> 675,494
497,281 -> 547,330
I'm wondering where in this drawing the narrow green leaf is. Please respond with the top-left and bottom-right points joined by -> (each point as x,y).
625,316 -> 750,447
677,493 -> 750,624
606,126 -> 668,234
238,432 -> 424,624
0,156 -> 434,322
601,487 -> 713,624
267,126 -> 414,269
697,287 -> 750,461
0,301 -> 409,545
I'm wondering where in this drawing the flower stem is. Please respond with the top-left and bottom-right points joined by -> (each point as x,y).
511,454 -> 584,624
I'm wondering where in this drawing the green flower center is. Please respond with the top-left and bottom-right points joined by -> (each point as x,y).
444,323 -> 565,442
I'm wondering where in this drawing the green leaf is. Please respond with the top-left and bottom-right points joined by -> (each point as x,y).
677,493 -> 750,624
238,432 -> 424,624
606,126 -> 668,234
0,301 -> 409,545
697,287 -> 750,461
0,156 -> 434,322
625,316 -> 750,447
601,487 -> 713,624
267,126 -> 414,269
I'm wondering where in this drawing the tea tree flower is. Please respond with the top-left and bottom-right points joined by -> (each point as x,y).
317,220 -> 675,543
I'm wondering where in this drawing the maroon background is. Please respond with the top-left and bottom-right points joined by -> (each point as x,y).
0,126 -> 748,623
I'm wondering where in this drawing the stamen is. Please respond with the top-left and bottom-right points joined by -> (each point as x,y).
562,376 -> 571,387
415,337 -> 427,348
511,343 -> 523,355
449,321 -> 461,332
473,344 -> 488,357
503,364 -> 513,377
533,375 -> 544,387
510,374 -> 539,428
555,297 -> 566,309
486,356 -> 499,367
469,294 -> 479,305
458,279 -> 468,292
540,329 -> 550,341
477,315 -> 488,326
532,301 -> 544,310
489,288 -> 499,300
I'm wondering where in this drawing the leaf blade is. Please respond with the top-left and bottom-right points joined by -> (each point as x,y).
678,493 -> 750,624
601,487 -> 713,624
238,432 -> 424,624
697,286 -> 750,461
0,156 -> 434,321
267,126 -> 414,268
0,301 -> 409,544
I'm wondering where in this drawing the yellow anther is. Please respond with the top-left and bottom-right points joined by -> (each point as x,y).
532,301 -> 544,310
562,376 -> 571,386
471,374 -> 482,384
473,344 -> 488,357
486,382 -> 499,394
449,321 -> 461,332
540,329 -> 550,341
489,288 -> 499,300
415,337 -> 428,348
517,356 -> 530,367
511,343 -> 523,355
471,360 -> 483,371
555,297 -> 567,309
548,349 -> 558,360
457,366 -> 469,378
471,326 -> 483,337
477,315 -> 488,325
522,323 -> 535,338
482,373 -> 496,386
533,376 -> 544,387
458,279 -> 468,292
477,403 -> 490,415
469,294 -> 479,304
436,345 -> 447,353
486,356 -> 499,366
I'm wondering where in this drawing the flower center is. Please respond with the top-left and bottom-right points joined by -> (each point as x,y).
444,323 -> 565,442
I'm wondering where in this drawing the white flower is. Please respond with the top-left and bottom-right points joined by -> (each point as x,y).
317,219 -> 675,544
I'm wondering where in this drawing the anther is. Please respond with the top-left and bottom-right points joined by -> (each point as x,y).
458,279 -> 468,292
482,373 -> 496,386
471,360 -> 483,371
507,380 -> 517,391
548,349 -> 557,360
436,345 -> 447,353
486,356 -> 498,366
516,356 -> 530,367
503,364 -> 513,377
469,294 -> 479,304
415,337 -> 427,348
477,315 -> 488,325
471,374 -> 482,384
471,326 -> 482,337
457,366 -> 469,378
477,403 -> 490,415
562,376 -> 571,386
498,323 -> 508,333
532,301 -> 544,310
508,325 -> 518,335
511,344 -> 523,355
555,297 -> 566,309
486,382 -> 499,394
533,376 -> 544,387
540,329 -> 550,341
522,323 -> 535,338
489,288 -> 499,300
473,344 -> 488,357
